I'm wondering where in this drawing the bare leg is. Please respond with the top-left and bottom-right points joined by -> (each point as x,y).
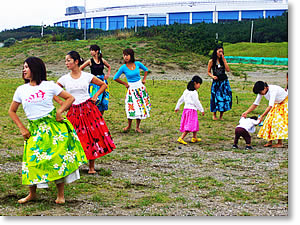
123,119 -> 132,132
55,182 -> 65,204
272,139 -> 283,148
136,119 -> 143,133
264,140 -> 273,147
88,159 -> 96,174
219,112 -> 224,120
192,132 -> 197,139
212,112 -> 218,120
18,186 -> 37,204
180,132 -> 189,140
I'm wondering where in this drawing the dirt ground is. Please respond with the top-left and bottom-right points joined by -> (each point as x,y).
0,65 -> 288,216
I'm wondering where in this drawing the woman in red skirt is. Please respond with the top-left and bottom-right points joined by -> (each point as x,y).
56,51 -> 115,174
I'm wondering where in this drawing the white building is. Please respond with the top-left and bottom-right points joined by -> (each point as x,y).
54,0 -> 288,30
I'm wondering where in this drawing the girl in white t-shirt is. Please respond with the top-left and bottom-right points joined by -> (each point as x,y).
8,57 -> 87,204
56,51 -> 115,174
175,76 -> 205,145
242,81 -> 288,148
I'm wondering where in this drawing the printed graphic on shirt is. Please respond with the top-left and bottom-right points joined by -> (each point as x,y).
25,90 -> 46,103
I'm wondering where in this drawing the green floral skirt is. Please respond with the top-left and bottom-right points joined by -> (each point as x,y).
22,109 -> 87,186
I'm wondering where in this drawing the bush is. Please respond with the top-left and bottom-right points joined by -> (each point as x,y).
3,38 -> 16,47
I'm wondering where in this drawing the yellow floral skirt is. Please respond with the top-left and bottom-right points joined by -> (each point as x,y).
258,96 -> 288,141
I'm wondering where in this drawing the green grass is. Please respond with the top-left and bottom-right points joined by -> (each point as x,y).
0,38 -> 288,216
223,42 -> 288,58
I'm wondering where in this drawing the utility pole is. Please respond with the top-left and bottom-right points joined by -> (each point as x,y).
250,20 -> 254,43
84,0 -> 87,40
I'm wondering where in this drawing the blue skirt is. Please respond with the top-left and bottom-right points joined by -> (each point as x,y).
210,79 -> 232,112
88,75 -> 109,112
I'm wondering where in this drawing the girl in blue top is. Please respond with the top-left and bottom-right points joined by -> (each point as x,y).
113,48 -> 151,133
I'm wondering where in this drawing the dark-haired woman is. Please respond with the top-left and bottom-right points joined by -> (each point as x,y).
80,45 -> 111,115
8,57 -> 87,204
242,81 -> 288,147
56,51 -> 115,174
174,76 -> 205,145
113,48 -> 151,133
207,46 -> 232,120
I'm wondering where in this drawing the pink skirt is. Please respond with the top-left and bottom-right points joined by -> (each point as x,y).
179,109 -> 199,133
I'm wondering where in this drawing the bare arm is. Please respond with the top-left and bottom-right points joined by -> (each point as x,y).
114,78 -> 129,89
142,71 -> 148,84
207,60 -> 218,80
222,54 -> 230,72
242,104 -> 258,118
53,82 -> 64,106
55,90 -> 75,121
90,76 -> 107,102
258,106 -> 272,123
80,60 -> 91,71
8,101 -> 30,140
102,58 -> 111,80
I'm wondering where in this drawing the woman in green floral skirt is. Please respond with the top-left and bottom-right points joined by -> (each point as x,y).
8,57 -> 87,204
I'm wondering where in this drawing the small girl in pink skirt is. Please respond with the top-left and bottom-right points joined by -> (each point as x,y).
175,76 -> 205,145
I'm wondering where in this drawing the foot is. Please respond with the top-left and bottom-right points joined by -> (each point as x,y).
18,194 -> 36,204
135,128 -> 143,133
55,197 -> 65,204
191,137 -> 201,143
232,144 -> 238,149
272,144 -> 284,148
123,126 -> 130,132
177,137 -> 187,145
88,170 -> 96,174
212,116 -> 218,120
245,145 -> 253,150
219,117 -> 224,121
264,143 -> 273,147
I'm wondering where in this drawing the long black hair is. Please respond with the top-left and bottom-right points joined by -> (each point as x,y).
23,57 -> 47,85
253,81 -> 268,94
211,45 -> 224,69
187,75 -> 202,91
67,51 -> 84,66
90,44 -> 103,59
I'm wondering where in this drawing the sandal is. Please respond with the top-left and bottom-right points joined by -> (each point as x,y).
191,138 -> 201,143
177,137 -> 187,145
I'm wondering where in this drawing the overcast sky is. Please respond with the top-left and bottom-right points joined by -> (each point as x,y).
0,0 -> 185,31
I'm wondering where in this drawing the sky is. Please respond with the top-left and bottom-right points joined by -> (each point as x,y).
0,0 -> 185,31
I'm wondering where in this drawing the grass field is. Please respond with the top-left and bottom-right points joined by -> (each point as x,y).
0,75 -> 288,216
0,37 -> 288,215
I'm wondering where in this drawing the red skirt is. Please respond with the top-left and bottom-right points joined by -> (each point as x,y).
67,99 -> 115,160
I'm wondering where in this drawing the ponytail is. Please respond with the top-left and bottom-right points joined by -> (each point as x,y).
67,51 -> 84,66
187,75 -> 202,91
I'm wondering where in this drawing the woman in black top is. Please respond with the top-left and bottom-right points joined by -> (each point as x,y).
207,45 -> 232,120
80,45 -> 111,115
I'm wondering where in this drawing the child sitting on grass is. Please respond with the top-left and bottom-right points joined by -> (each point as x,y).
233,116 -> 259,150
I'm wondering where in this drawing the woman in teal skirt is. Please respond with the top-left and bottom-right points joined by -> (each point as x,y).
8,57 -> 87,204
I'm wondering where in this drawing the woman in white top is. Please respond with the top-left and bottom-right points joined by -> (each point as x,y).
56,51 -> 116,174
8,57 -> 87,204
242,81 -> 288,148
175,76 -> 205,145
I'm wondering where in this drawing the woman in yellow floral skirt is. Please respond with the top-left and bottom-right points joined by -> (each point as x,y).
242,81 -> 288,148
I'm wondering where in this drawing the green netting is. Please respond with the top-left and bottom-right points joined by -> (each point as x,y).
225,56 -> 288,66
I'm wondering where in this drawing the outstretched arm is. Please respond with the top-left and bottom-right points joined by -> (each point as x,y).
242,104 -> 258,118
